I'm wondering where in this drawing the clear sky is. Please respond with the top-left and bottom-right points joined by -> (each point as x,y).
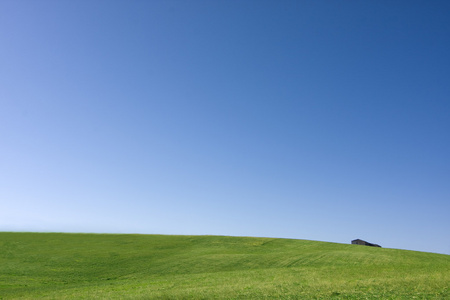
1,0 -> 449,255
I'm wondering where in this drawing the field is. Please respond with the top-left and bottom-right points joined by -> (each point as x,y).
1,232 -> 449,299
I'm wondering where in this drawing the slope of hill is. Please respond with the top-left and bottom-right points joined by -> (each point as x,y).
1,232 -> 449,299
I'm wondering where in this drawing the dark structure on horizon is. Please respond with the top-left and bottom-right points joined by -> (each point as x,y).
351,239 -> 381,248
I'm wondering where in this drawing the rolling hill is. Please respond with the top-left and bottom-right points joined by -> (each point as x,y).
1,232 -> 449,299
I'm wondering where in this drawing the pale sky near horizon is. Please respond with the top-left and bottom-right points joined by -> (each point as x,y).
1,0 -> 449,255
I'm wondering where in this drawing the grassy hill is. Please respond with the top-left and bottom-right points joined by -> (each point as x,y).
1,232 -> 449,299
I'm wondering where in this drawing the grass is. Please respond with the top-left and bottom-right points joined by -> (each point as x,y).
0,232 -> 449,299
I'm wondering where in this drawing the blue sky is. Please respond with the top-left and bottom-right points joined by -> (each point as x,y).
1,0 -> 449,254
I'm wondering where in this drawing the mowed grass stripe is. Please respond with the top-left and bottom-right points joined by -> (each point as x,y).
0,232 -> 448,299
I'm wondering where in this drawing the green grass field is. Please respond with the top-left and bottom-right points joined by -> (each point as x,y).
1,232 -> 448,299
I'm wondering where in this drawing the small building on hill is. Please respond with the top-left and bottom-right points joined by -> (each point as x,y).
351,239 -> 381,248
